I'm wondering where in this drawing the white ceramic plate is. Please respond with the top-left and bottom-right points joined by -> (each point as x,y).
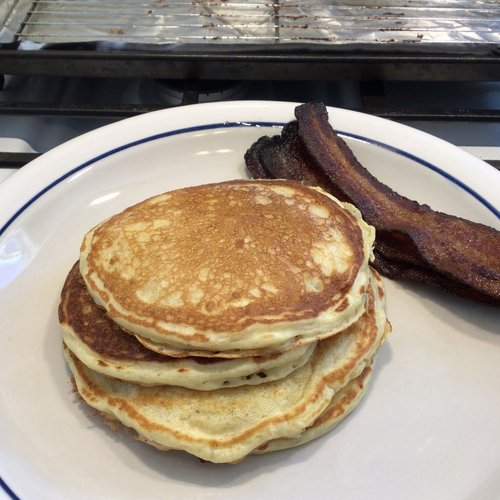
0,101 -> 499,500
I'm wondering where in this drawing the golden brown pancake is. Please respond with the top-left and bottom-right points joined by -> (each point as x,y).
132,333 -> 313,359
59,262 -> 315,389
80,180 -> 375,353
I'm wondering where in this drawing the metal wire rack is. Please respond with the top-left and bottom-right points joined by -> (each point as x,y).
3,0 -> 500,45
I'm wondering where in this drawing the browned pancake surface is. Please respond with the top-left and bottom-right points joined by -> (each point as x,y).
59,263 -> 170,362
81,180 -> 368,342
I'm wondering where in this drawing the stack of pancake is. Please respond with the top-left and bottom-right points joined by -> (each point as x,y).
60,179 -> 391,464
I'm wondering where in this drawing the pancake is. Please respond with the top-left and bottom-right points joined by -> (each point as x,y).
133,327 -> 328,359
64,269 -> 388,463
136,268 -> 388,362
257,273 -> 391,455
80,180 -> 375,353
59,262 -> 315,390
132,333 -> 309,359
253,362 -> 374,455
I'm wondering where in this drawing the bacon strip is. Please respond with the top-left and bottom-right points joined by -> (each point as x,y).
245,102 -> 500,305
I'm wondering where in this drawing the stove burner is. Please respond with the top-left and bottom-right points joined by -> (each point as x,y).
139,79 -> 251,106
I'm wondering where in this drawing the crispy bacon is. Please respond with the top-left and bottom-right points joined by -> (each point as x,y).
245,102 -> 500,305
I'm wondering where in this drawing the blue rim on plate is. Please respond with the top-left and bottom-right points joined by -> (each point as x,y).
0,120 -> 498,499
1,121 -> 498,240
0,122 -> 498,240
